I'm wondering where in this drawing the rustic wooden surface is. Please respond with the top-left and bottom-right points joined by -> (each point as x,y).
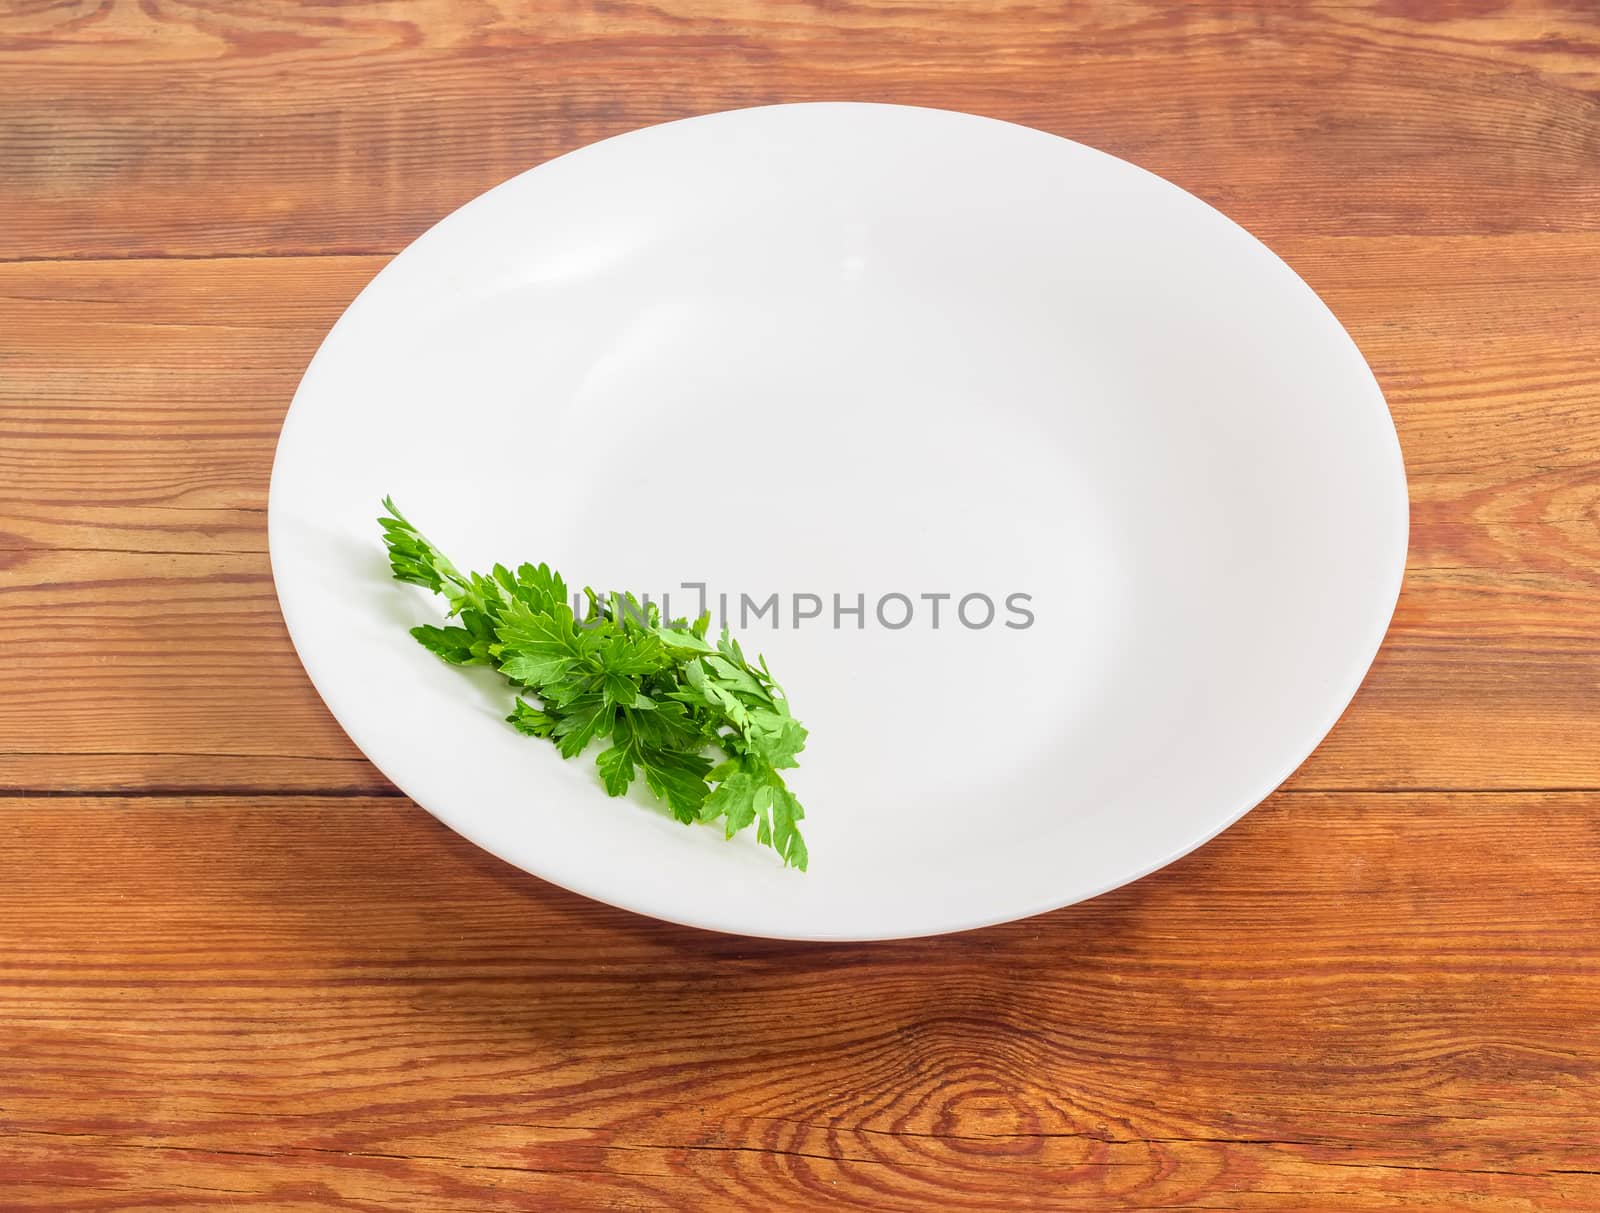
2,1 -> 1598,1209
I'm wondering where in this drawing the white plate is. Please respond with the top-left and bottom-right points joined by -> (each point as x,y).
270,103 -> 1406,941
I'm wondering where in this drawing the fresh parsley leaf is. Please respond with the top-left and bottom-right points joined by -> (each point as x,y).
507,698 -> 558,738
552,695 -> 614,759
595,739 -> 636,797
701,765 -> 767,838
410,623 -> 481,665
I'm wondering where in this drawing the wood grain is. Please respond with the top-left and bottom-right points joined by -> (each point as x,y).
1,1 -> 1598,261
2,795 -> 1598,1211
3,1 -> 1599,1208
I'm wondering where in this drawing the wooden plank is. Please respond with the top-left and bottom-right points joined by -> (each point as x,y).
0,793 -> 1596,1210
1,3 -> 1598,260
2,241 -> 1597,791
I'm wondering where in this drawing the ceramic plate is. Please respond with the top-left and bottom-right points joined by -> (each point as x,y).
269,103 -> 1407,940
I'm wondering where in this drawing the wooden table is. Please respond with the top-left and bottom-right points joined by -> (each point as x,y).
4,3 -> 1598,1209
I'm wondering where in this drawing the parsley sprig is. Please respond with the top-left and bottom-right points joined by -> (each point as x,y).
379,498 -> 809,869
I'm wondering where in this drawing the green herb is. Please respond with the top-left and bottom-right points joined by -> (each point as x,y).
378,498 -> 809,869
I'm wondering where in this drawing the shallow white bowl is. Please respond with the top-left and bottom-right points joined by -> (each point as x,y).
270,103 -> 1407,941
